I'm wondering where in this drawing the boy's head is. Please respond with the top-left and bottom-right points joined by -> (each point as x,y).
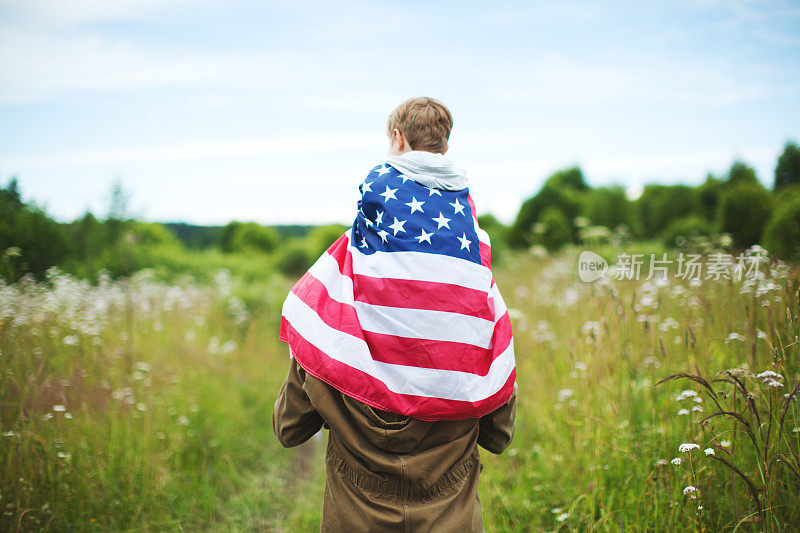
387,97 -> 452,155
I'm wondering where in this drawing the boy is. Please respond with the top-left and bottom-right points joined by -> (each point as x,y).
274,97 -> 516,532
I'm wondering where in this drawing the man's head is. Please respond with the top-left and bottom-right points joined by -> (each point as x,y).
387,97 -> 452,156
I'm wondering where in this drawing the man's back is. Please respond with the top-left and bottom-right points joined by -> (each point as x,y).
273,358 -> 517,532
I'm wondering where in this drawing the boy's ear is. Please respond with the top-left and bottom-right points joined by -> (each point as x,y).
391,128 -> 401,147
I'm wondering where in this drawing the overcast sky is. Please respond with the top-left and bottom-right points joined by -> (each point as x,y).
1,0 -> 799,225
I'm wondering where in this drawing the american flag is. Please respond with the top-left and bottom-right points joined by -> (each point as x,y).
279,163 -> 516,421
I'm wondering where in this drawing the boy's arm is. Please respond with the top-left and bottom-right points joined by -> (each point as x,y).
272,356 -> 325,447
477,382 -> 517,454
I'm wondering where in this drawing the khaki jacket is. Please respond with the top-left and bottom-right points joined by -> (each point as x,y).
273,358 -> 517,532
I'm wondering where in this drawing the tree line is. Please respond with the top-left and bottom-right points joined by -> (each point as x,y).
1,142 -> 799,282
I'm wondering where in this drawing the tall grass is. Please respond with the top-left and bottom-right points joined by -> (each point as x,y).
1,246 -> 797,530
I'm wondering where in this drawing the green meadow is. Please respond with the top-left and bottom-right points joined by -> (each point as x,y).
1,243 -> 798,531
2,150 -> 800,530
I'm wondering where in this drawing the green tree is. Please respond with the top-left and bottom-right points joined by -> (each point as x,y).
763,190 -> 800,261
477,214 -> 508,263
509,167 -> 587,248
306,224 -> 347,259
774,141 -> 800,191
0,179 -> 71,280
726,160 -> 759,186
697,174 -> 724,221
536,207 -> 572,251
219,221 -> 280,254
717,182 -> 772,248
634,185 -> 698,239
583,185 -> 630,229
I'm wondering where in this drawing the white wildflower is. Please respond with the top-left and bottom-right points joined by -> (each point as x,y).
656,459 -> 668,465
177,415 -> 190,426
676,390 -> 698,401
677,409 -> 690,416
757,370 -> 783,381
679,443 -> 700,453
3,431 -> 14,437
683,486 -> 698,499
704,448 -> 715,456
720,440 -> 731,448
42,412 -> 53,420
56,451 -> 71,460
64,412 -> 73,419
725,333 -> 744,343
551,508 -> 562,514
62,335 -> 79,346
671,458 -> 681,466
52,404 -> 66,412
556,513 -> 569,522
136,403 -> 146,411
691,406 -> 703,413
134,362 -> 151,372
756,330 -> 768,340
557,389 -> 573,402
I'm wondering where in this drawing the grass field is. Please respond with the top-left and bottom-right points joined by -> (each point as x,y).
1,246 -> 798,531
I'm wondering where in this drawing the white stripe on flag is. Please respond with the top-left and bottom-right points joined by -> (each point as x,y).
283,291 -> 515,402
347,239 -> 492,294
354,302 -> 495,349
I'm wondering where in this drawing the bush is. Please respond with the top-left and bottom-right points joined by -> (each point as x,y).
661,215 -> 715,248
219,222 -> 280,254
717,182 -> 772,248
536,207 -> 572,251
510,182 -> 584,248
0,180 -> 71,280
697,174 -> 724,221
774,142 -> 800,191
763,192 -> 800,261
583,185 -> 631,229
634,185 -> 698,239
726,160 -> 759,186
306,224 -> 347,259
276,240 -> 314,277
477,214 -> 508,263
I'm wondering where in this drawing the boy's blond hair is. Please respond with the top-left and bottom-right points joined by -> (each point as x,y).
387,97 -> 453,154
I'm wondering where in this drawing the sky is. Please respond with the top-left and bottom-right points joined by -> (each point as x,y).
1,0 -> 799,226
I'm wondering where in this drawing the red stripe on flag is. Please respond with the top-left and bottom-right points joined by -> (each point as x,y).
292,270 -> 512,374
290,273 -> 366,341
362,310 -> 512,375
282,319 -> 517,421
353,274 -> 495,320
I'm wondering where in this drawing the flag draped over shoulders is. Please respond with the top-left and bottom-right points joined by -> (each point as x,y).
279,161 -> 516,421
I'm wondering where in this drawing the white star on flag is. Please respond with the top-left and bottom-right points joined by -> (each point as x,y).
389,217 -> 407,236
360,237 -> 368,248
376,165 -> 390,176
415,228 -> 434,244
405,197 -> 425,214
362,181 -> 373,193
379,186 -> 398,203
450,198 -> 465,215
377,229 -> 389,243
375,210 -> 384,225
457,233 -> 471,251
399,174 -> 412,183
432,212 -> 451,230
428,188 -> 442,197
